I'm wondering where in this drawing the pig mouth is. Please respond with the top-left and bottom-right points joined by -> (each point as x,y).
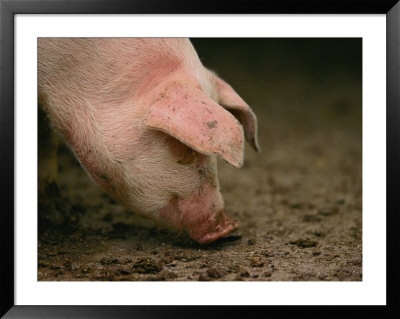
158,190 -> 239,244
186,210 -> 239,245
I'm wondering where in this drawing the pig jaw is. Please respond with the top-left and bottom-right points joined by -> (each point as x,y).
158,183 -> 238,244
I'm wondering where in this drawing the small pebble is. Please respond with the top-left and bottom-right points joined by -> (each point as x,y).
240,269 -> 250,277
206,267 -> 221,279
250,257 -> 265,267
71,262 -> 80,271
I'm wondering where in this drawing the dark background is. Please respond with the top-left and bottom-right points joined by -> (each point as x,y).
191,38 -> 361,125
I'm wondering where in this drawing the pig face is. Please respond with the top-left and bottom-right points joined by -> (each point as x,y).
38,38 -> 259,244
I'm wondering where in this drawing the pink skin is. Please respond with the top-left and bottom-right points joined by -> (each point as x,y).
143,75 -> 245,168
159,170 -> 238,244
159,182 -> 238,244
216,77 -> 260,152
38,38 -> 258,244
143,74 -> 243,243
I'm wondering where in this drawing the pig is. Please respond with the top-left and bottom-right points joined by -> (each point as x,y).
38,38 -> 259,244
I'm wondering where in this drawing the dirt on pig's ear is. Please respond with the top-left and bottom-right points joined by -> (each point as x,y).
215,76 -> 260,152
142,81 -> 245,168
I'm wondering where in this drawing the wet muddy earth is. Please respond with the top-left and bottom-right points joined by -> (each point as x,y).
38,39 -> 362,281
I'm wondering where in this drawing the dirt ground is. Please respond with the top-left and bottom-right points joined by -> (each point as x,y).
38,39 -> 362,281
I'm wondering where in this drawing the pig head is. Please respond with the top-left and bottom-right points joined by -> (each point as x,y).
38,38 -> 259,244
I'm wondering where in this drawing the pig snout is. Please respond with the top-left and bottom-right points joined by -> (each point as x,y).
158,182 -> 238,244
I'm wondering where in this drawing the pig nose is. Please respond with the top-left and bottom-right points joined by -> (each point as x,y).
158,183 -> 238,244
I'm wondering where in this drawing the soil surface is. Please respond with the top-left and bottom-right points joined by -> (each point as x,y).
38,39 -> 362,281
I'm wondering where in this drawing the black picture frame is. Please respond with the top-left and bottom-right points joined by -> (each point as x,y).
1,0 -> 399,318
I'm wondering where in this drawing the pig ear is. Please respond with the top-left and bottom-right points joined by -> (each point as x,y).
143,82 -> 245,168
215,77 -> 260,152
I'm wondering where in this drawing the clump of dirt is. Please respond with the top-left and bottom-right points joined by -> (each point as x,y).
289,239 -> 318,248
132,258 -> 164,274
